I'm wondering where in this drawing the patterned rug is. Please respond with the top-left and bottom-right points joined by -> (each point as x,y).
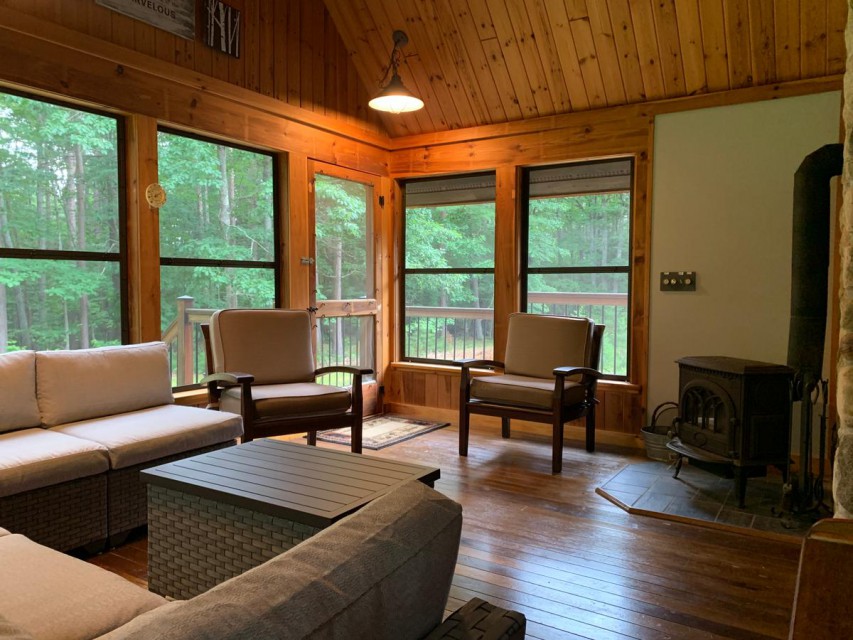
314,414 -> 450,450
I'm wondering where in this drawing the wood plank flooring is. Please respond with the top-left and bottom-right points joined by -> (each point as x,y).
90,424 -> 801,639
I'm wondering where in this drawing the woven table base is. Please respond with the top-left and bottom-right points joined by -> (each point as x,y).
424,598 -> 526,640
148,484 -> 321,599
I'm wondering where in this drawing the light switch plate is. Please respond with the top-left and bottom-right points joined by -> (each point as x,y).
660,271 -> 696,291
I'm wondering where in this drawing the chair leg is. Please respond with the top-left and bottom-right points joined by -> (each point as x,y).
459,407 -> 469,457
351,419 -> 363,455
501,417 -> 511,438
585,410 -> 596,453
552,417 -> 564,474
307,431 -> 317,446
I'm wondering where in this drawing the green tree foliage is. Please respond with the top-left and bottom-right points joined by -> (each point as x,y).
0,92 -> 121,352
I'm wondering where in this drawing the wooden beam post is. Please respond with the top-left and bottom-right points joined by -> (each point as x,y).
493,164 -> 519,361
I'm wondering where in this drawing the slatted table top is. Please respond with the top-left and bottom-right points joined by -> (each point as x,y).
140,440 -> 441,529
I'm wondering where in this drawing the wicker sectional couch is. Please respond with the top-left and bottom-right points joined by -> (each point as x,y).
0,481 -> 525,640
0,342 -> 243,552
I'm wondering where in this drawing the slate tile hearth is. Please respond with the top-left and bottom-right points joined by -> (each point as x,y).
598,459 -> 821,537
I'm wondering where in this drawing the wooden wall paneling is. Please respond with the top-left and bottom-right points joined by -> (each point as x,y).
493,165 -> 519,362
463,0 -> 497,41
628,0 -> 667,100
133,16 -> 156,59
448,0 -> 507,124
606,0 -> 646,103
674,0 -> 708,95
774,0 -> 802,82
584,1 -> 628,105
425,0 -> 492,126
483,0 -> 540,117
479,37 -> 528,120
259,0 -> 275,97
697,0 -> 730,91
288,153 -> 310,310
285,0 -> 301,107
523,0 -> 573,114
244,0 -> 261,93
800,0 -> 829,78
87,0 -> 112,41
108,9 -> 135,51
324,10 -> 338,119
502,0 -> 557,116
272,0 -> 287,101
298,0 -> 316,110
535,1 -> 589,112
651,0 -> 686,97
125,115 -> 161,343
563,0 -> 608,108
313,1 -> 328,113
827,0 -> 847,73
748,0 -> 778,85
723,0 -> 753,89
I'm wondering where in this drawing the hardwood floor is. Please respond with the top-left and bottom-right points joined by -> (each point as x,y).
90,424 -> 801,639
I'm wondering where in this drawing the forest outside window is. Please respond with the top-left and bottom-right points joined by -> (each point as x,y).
522,158 -> 633,379
158,129 -> 278,388
0,90 -> 126,353
402,172 -> 496,364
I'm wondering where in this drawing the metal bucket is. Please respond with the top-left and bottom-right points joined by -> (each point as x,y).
641,402 -> 678,462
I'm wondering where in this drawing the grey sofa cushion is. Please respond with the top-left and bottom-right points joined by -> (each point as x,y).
0,350 -> 40,434
52,405 -> 243,470
0,534 -> 166,640
36,342 -> 174,427
102,480 -> 462,640
0,428 -> 109,497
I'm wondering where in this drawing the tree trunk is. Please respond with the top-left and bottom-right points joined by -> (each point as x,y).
0,284 -> 7,352
218,146 -> 231,241
75,144 -> 90,348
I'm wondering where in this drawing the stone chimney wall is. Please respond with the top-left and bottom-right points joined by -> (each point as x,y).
834,1 -> 853,518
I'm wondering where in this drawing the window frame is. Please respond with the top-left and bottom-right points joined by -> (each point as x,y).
0,87 -> 130,347
520,157 -> 635,381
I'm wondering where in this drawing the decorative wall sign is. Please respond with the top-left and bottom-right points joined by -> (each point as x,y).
204,0 -> 241,58
95,0 -> 195,40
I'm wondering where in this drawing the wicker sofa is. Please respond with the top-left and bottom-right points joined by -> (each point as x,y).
0,342 -> 243,552
0,481 -> 525,640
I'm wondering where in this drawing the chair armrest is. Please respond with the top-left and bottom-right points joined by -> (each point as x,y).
314,366 -> 374,377
423,597 -> 526,640
552,366 -> 602,379
455,358 -> 505,370
200,372 -> 255,385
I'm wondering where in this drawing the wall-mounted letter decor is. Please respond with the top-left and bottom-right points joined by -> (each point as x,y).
95,0 -> 195,40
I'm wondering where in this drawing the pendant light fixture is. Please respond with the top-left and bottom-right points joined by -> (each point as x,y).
368,30 -> 424,114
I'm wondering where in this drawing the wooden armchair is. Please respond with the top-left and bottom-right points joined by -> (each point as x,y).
201,308 -> 372,451
456,313 -> 603,473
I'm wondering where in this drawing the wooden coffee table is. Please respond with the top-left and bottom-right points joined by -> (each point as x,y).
141,439 -> 440,598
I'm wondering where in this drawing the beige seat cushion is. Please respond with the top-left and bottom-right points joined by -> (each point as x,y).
0,533 -> 166,640
0,613 -> 34,640
51,405 -> 243,470
471,374 -> 586,410
221,383 -> 352,418
101,481 -> 462,640
0,429 -> 109,498
37,342 -> 174,427
504,313 -> 592,378
0,350 -> 40,433
0,528 -> 10,537
210,309 -> 316,384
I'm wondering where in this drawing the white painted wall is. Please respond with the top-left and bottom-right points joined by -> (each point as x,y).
647,92 -> 842,427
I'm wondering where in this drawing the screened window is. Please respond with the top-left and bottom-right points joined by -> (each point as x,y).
158,130 -> 278,387
522,158 -> 632,378
403,172 -> 495,363
0,91 -> 125,353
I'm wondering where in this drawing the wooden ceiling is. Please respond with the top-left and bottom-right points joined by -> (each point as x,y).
322,0 -> 846,137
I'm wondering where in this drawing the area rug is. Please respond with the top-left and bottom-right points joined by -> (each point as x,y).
313,414 -> 449,450
596,460 -> 821,539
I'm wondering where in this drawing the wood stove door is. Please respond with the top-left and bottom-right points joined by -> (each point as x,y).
678,380 -> 737,459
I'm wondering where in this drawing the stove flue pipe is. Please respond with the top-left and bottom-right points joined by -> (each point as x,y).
787,143 -> 843,400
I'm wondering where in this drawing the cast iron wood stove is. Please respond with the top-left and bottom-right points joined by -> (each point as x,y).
667,356 -> 794,507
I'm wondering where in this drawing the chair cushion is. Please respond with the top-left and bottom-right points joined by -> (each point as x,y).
504,313 -> 592,379
99,481 -> 462,640
0,351 -> 40,433
471,374 -> 586,410
0,428 -> 109,498
51,405 -> 243,470
0,528 -> 11,537
36,342 -> 174,427
0,613 -> 34,640
210,309 -> 316,385
221,383 -> 352,418
0,533 -> 166,640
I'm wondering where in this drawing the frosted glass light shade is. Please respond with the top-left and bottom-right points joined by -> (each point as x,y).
368,74 -> 424,114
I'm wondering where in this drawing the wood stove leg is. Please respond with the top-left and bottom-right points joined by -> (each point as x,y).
672,455 -> 684,479
735,468 -> 747,508
501,417 -> 511,438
